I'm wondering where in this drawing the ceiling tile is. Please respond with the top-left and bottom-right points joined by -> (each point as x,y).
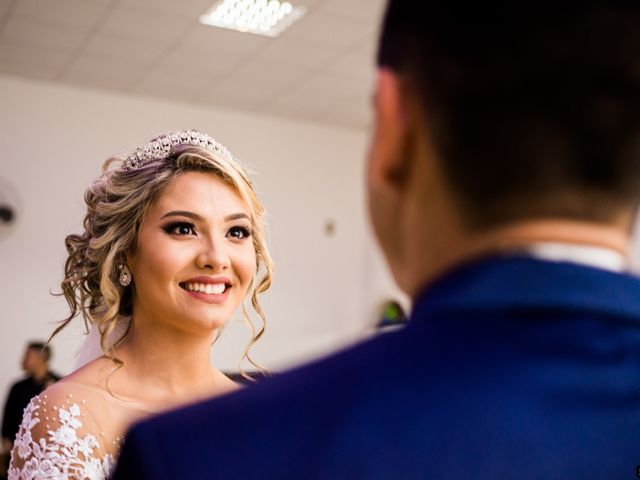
260,97 -> 331,125
323,109 -> 368,130
316,0 -> 387,28
261,68 -> 373,129
325,49 -> 375,84
331,94 -> 370,121
226,58 -> 309,89
1,14 -> 87,51
12,0 -> 113,32
98,4 -> 193,48
0,43 -> 72,80
199,94 -> 257,112
155,44 -> 241,80
130,70 -> 212,102
180,24 -> 268,58
199,76 -> 284,110
352,35 -> 379,66
291,72 -> 364,101
0,0 -> 377,131
264,86 -> 335,118
82,32 -> 167,69
280,10 -> 371,49
0,0 -> 14,23
60,54 -> 145,91
119,0 -> 215,19
322,99 -> 370,130
252,38 -> 340,72
293,0 -> 323,8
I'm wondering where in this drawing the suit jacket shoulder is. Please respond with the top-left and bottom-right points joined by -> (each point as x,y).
114,256 -> 640,480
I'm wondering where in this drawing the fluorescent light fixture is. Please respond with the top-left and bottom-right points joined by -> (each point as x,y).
199,0 -> 306,37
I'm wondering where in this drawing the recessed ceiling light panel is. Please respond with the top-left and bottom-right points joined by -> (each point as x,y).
199,0 -> 306,37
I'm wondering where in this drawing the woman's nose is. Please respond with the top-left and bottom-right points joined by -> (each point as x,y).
196,238 -> 230,270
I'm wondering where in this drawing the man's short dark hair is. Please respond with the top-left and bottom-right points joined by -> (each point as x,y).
378,1 -> 640,228
27,342 -> 51,363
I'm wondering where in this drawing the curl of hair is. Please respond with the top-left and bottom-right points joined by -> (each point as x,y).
51,145 -> 274,377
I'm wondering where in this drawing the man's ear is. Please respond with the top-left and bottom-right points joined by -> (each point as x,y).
368,68 -> 412,192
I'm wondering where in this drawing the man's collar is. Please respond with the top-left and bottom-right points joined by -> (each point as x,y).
411,255 -> 640,326
523,242 -> 627,272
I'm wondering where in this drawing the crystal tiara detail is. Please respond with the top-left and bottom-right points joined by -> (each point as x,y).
122,130 -> 234,170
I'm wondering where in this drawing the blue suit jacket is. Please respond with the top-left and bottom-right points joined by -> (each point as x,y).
111,256 -> 640,479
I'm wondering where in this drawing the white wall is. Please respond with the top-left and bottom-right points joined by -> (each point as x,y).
0,74 -> 400,404
4,72 -> 638,421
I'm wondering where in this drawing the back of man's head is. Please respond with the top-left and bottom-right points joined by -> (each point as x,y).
378,1 -> 640,229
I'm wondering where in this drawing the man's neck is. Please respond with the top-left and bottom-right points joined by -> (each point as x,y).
464,218 -> 630,257
408,218 -> 631,299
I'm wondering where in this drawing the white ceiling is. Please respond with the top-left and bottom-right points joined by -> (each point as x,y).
0,0 -> 386,130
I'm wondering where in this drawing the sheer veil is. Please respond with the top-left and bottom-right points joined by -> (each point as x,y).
73,316 -> 131,370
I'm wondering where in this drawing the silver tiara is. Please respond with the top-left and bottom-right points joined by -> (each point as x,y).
121,129 -> 234,171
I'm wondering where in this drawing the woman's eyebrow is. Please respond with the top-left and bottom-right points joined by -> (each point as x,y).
160,210 -> 204,221
224,213 -> 250,222
160,211 -> 249,222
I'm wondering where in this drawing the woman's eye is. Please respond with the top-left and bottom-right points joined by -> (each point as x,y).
228,225 -> 252,239
164,222 -> 196,236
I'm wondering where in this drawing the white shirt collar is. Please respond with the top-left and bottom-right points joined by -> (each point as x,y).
523,242 -> 627,273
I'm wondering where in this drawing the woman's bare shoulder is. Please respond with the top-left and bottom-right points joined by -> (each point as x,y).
40,358 -> 129,413
60,357 -> 117,388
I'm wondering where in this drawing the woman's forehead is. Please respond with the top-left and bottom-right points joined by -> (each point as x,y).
150,172 -> 251,219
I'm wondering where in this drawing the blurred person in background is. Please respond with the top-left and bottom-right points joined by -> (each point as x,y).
1,342 -> 60,478
111,0 -> 640,478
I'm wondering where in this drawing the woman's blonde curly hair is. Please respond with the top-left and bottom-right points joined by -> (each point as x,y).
51,142 -> 273,376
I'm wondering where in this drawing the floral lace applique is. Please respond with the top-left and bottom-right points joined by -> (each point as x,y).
8,396 -> 115,480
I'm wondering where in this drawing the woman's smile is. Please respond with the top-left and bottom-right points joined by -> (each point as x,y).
180,275 -> 232,303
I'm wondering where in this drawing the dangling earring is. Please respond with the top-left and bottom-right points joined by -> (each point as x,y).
118,264 -> 132,287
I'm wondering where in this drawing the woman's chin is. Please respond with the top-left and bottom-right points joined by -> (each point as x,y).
189,317 -> 228,334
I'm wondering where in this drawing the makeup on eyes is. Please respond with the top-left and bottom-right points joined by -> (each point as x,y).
162,221 -> 196,236
228,225 -> 252,239
160,219 -> 252,239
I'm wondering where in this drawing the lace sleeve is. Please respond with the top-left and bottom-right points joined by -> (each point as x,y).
8,392 -> 115,480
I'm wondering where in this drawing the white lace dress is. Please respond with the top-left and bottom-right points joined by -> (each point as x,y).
8,382 -> 150,480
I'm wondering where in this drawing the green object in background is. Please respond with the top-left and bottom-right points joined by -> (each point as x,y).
377,300 -> 408,328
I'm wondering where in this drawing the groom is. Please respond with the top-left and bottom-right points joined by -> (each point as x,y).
113,1 -> 640,478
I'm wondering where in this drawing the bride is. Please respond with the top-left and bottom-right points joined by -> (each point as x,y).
8,130 -> 273,479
